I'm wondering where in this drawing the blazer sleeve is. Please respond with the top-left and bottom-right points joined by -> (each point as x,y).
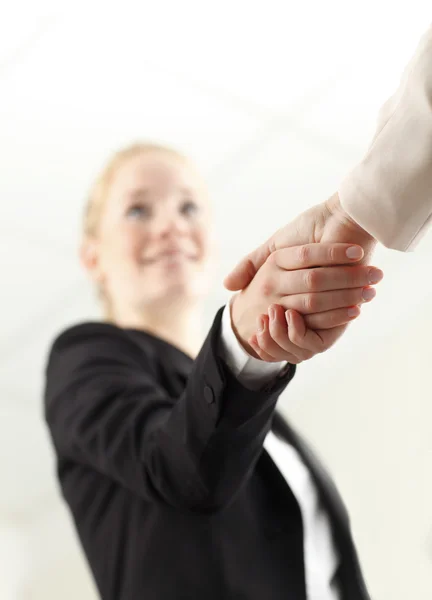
44,309 -> 295,514
338,23 -> 432,251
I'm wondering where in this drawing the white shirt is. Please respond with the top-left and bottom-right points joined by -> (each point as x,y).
219,303 -> 340,600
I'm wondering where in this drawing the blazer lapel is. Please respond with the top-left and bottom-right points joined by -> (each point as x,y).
271,411 -> 350,533
271,412 -> 371,600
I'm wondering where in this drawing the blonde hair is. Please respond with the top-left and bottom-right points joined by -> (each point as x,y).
82,142 -> 194,320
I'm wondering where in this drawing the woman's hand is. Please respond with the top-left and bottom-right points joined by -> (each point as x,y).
230,241 -> 383,360
248,304 -> 361,364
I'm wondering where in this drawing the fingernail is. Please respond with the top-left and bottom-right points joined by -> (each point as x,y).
362,287 -> 376,301
285,310 -> 291,326
257,316 -> 265,333
369,268 -> 383,284
346,246 -> 363,259
269,306 -> 275,321
347,306 -> 360,318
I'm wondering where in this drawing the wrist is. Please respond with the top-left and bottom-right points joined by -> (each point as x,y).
324,192 -> 377,246
321,192 -> 377,263
326,192 -> 375,243
230,294 -> 261,359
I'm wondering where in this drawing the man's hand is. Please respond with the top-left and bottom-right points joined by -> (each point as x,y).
230,241 -> 382,361
224,193 -> 377,291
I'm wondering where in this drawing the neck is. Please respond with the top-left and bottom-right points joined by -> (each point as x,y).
111,297 -> 205,358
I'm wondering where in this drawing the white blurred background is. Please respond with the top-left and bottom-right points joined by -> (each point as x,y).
1,1 -> 432,598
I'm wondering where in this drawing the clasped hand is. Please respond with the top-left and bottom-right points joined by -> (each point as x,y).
230,242 -> 383,365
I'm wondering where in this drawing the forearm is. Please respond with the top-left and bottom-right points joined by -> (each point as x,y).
162,307 -> 295,512
45,319 -> 294,513
338,24 -> 432,251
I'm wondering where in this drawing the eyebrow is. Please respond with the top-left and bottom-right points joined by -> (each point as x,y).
127,188 -> 150,201
127,186 -> 196,200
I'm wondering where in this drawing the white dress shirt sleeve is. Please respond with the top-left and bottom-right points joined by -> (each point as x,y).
218,299 -> 291,391
338,23 -> 432,251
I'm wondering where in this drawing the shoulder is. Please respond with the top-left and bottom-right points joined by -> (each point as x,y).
49,321 -> 130,355
49,321 -> 124,351
44,322 -> 160,409
46,321 -> 154,376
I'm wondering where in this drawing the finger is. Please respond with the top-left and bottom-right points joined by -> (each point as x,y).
270,243 -> 364,270
223,240 -> 272,291
250,318 -> 303,365
255,315 -> 294,362
266,305 -> 313,361
287,310 -> 348,353
276,265 -> 383,295
249,330 -> 282,363
305,306 -> 361,329
280,285 -> 377,314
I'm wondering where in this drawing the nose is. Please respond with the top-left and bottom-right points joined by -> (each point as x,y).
150,211 -> 188,239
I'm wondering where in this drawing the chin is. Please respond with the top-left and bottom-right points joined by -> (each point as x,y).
153,278 -> 209,307
136,262 -> 212,306
169,280 -> 208,300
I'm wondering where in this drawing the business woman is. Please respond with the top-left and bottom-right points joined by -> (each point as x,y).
44,143 -> 382,599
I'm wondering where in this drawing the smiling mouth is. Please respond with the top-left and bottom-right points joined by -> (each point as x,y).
141,250 -> 197,264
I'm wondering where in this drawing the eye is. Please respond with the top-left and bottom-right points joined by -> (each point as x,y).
126,204 -> 152,220
180,200 -> 199,217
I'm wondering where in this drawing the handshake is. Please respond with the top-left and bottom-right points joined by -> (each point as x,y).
224,193 -> 382,365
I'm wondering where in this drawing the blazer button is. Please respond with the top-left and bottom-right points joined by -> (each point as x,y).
204,385 -> 215,404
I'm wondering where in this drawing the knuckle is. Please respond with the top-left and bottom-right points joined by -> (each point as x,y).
297,244 -> 310,265
271,333 -> 284,351
266,251 -> 278,266
291,344 -> 312,360
270,355 -> 282,363
272,326 -> 284,345
266,322 -> 276,342
252,336 -> 264,353
328,245 -> 337,263
303,294 -> 317,313
304,269 -> 320,291
259,277 -> 274,298
257,329 -> 270,348
288,328 -> 300,346
257,336 -> 268,352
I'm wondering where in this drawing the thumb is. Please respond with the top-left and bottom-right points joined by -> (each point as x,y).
223,242 -> 271,291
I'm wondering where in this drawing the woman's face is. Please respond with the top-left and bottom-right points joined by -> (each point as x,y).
87,151 -> 214,315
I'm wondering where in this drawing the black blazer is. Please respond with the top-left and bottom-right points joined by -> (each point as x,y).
44,307 -> 370,600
